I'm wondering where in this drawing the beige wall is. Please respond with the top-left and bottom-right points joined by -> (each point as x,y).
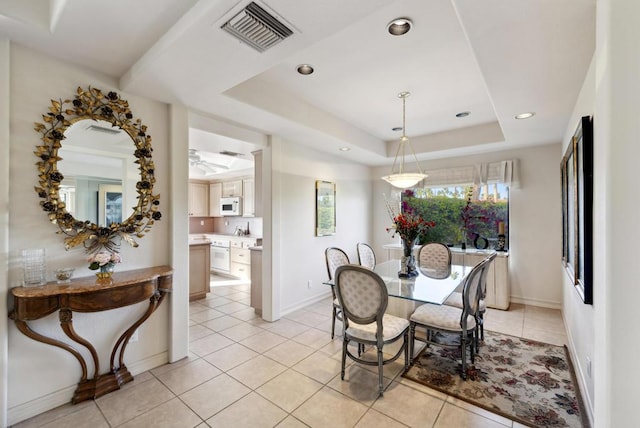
6,44 -> 172,424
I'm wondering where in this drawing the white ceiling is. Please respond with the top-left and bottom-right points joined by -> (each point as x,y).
0,0 -> 596,169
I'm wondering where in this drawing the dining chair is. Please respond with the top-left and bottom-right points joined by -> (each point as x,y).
408,258 -> 486,379
334,264 -> 409,395
417,242 -> 452,279
443,252 -> 497,351
325,247 -> 350,339
356,242 -> 376,270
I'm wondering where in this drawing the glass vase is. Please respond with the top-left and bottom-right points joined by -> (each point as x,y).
399,238 -> 418,278
95,263 -> 114,281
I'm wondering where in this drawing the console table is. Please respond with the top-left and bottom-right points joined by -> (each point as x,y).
9,265 -> 173,404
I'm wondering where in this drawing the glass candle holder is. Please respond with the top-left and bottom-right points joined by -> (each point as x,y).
55,268 -> 75,284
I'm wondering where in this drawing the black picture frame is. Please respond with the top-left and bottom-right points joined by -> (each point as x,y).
561,115 -> 593,304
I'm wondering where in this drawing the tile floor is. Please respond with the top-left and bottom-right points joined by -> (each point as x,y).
14,285 -> 568,428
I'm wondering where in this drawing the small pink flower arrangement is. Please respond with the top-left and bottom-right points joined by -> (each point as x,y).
88,250 -> 121,271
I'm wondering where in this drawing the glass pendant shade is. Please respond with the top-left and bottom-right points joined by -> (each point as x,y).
381,92 -> 427,189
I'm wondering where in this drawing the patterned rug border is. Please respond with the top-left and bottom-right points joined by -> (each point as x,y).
402,330 -> 591,428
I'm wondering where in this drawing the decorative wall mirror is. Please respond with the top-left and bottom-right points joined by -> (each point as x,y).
34,86 -> 161,252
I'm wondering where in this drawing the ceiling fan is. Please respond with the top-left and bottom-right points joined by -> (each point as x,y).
188,149 -> 229,175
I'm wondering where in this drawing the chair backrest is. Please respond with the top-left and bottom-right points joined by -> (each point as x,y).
459,259 -> 488,330
325,247 -> 350,280
334,265 -> 388,344
418,243 -> 451,271
479,252 -> 497,299
356,242 -> 376,270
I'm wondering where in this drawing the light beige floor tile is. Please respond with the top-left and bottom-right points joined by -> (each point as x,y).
317,338 -> 344,359
225,291 -> 250,301
210,287 -> 237,296
291,328 -> 333,349
267,319 -> 312,338
293,351 -> 346,384
218,322 -> 265,341
256,370 -> 323,412
190,308 -> 225,323
189,324 -> 215,342
151,353 -> 199,377
189,302 -> 209,314
293,386 -> 368,428
248,317 -> 276,328
96,377 -> 174,426
305,301 -> 333,316
288,311 -> 332,328
201,314 -> 244,332
40,404 -> 109,428
203,343 -> 259,371
372,381 -> 445,427
358,351 -> 408,382
230,306 -> 260,321
118,397 -> 202,428
521,327 -> 568,346
513,423 -> 528,428
264,340 -> 316,367
355,409 -> 408,428
179,373 -> 251,420
215,301 -> 251,314
189,333 -> 234,357
396,377 -> 449,401
276,415 -> 310,428
434,402 -> 509,428
327,365 -> 392,406
155,358 -> 221,395
228,355 -> 288,389
202,296 -> 233,308
240,330 -> 288,353
206,392 -> 287,428
446,397 -> 513,427
189,319 -> 197,326
12,401 -> 97,428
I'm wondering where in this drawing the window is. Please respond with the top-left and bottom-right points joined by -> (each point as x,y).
403,183 -> 509,249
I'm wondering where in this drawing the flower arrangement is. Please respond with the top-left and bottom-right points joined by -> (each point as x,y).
385,189 -> 435,244
88,250 -> 121,273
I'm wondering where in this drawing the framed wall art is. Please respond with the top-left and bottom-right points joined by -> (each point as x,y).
315,180 -> 336,236
561,115 -> 593,304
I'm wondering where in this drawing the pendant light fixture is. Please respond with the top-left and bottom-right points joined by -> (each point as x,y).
382,91 -> 427,188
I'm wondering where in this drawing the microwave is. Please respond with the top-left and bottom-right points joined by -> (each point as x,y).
220,197 -> 242,216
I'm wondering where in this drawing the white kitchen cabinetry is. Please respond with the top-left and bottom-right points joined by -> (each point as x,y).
209,182 -> 222,217
222,180 -> 243,197
242,178 -> 255,217
188,182 -> 208,216
230,239 -> 255,280
451,251 -> 510,310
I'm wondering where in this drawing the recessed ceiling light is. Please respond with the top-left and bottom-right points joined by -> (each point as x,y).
296,64 -> 314,75
515,112 -> 535,120
387,18 -> 412,36
339,147 -> 351,152
392,127 -> 403,132
456,111 -> 471,118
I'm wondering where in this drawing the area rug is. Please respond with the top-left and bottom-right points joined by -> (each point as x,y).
403,331 -> 589,428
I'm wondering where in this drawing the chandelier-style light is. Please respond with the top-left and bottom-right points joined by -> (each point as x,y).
381,91 -> 427,188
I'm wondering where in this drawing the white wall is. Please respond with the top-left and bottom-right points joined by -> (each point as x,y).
270,137 -> 373,315
373,144 -> 563,308
6,44 -> 172,424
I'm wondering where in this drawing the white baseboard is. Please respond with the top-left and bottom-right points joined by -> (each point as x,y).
562,315 -> 594,427
8,351 -> 169,426
509,295 -> 562,310
280,292 -> 331,318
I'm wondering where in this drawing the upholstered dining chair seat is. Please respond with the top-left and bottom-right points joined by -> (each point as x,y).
410,304 -> 477,331
444,292 -> 486,312
346,314 -> 409,342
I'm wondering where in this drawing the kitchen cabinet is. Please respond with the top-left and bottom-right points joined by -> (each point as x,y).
188,182 -> 208,216
230,239 -> 253,280
209,182 -> 222,217
451,251 -> 510,309
242,178 -> 254,217
222,180 -> 243,197
189,242 -> 210,301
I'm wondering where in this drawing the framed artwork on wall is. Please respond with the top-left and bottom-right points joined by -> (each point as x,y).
315,180 -> 336,236
561,115 -> 593,304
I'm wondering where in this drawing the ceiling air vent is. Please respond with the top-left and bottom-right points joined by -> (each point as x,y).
86,124 -> 121,135
220,150 -> 243,157
221,2 -> 293,52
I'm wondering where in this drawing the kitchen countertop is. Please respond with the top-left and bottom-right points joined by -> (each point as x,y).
191,233 -> 263,240
189,238 -> 211,246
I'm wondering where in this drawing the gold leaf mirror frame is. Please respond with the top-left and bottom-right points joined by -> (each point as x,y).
34,86 -> 161,251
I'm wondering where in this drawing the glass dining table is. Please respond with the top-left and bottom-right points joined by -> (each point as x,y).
326,260 -> 470,318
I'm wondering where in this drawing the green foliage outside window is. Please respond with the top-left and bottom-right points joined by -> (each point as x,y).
402,185 -> 508,247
